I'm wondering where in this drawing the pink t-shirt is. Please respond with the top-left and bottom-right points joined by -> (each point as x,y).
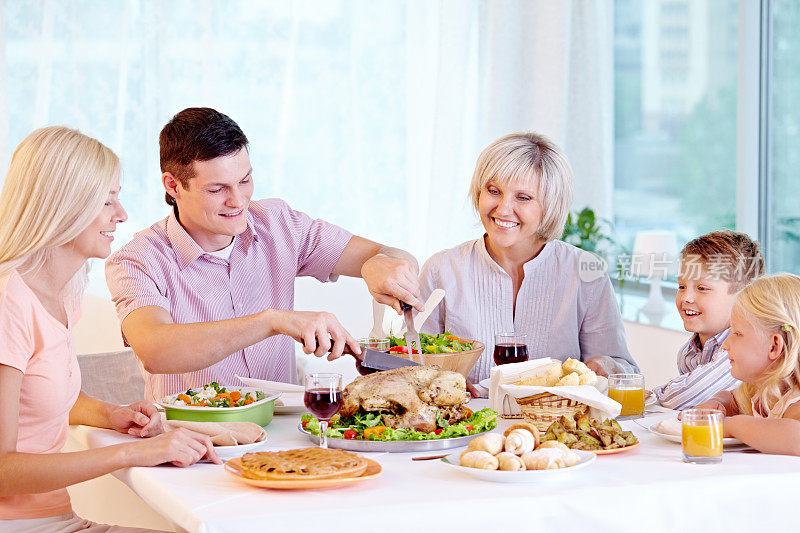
106,198 -> 352,402
0,271 -> 81,519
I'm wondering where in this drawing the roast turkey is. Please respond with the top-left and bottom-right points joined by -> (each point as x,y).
340,366 -> 471,433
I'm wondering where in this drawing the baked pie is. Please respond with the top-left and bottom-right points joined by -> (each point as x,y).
239,448 -> 368,480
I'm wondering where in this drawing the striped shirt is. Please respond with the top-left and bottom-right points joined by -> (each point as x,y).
418,237 -> 638,383
105,198 -> 352,402
652,329 -> 738,410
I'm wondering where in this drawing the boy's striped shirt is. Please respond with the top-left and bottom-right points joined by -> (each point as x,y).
652,329 -> 739,410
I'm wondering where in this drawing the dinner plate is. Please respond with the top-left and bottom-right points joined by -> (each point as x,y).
299,424 -> 491,452
591,441 -> 640,455
273,403 -> 307,415
213,438 -> 271,460
648,422 -> 745,447
439,450 -> 596,482
223,456 -> 382,489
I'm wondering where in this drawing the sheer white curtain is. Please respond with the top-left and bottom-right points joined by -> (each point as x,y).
407,0 -> 615,256
0,0 -> 613,295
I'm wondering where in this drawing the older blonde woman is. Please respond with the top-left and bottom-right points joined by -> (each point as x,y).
0,127 -> 220,533
419,133 -> 638,385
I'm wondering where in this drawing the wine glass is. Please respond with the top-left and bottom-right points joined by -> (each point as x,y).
493,332 -> 529,366
354,337 -> 390,375
304,373 -> 343,449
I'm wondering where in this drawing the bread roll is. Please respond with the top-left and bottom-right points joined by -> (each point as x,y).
561,448 -> 580,467
562,358 -> 590,375
466,433 -> 505,455
578,370 -> 598,386
459,450 -> 499,470
496,452 -> 526,471
521,449 -> 564,470
522,447 -> 581,470
515,362 -> 563,386
537,440 -> 570,451
504,428 -> 537,455
556,372 -> 580,387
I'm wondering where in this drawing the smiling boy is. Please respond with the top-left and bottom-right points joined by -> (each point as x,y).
653,231 -> 764,409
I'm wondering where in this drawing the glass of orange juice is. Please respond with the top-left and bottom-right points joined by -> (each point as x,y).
682,409 -> 723,464
607,373 -> 645,416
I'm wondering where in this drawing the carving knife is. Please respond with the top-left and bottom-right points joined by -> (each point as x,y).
360,347 -> 421,372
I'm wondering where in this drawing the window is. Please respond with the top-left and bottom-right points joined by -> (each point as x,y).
613,0 -> 740,254
766,0 -> 800,273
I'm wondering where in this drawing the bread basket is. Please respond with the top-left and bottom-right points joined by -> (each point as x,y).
392,341 -> 483,379
514,392 -> 589,432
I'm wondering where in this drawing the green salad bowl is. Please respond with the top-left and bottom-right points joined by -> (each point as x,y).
159,387 -> 281,427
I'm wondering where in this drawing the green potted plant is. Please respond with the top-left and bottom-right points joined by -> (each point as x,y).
560,207 -> 628,287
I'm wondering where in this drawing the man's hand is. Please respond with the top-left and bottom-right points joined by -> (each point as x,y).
270,309 -> 361,360
361,253 -> 423,314
584,355 -> 623,378
108,401 -> 163,438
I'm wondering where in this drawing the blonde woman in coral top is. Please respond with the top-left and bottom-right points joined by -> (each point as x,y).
0,127 -> 221,532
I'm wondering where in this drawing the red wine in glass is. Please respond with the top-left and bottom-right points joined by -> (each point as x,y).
305,373 -> 343,449
303,388 -> 342,420
493,343 -> 529,365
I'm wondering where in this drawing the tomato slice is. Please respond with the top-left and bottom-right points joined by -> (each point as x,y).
388,345 -> 418,354
301,419 -> 309,428
343,429 -> 358,440
465,425 -> 474,432
434,428 -> 444,435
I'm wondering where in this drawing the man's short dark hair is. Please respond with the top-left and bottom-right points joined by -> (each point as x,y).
160,107 -> 249,207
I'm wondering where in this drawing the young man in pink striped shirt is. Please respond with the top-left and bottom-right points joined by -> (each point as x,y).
106,107 -> 421,401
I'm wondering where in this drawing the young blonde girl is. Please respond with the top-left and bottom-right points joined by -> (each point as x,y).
697,273 -> 800,455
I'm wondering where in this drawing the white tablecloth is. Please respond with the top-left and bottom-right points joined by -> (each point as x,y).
69,401 -> 800,533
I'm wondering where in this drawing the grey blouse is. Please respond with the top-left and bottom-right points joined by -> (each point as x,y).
419,237 -> 638,382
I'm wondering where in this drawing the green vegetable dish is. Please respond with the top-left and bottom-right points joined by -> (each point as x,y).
301,408 -> 498,441
387,332 -> 474,355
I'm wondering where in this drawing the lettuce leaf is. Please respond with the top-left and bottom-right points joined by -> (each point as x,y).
301,408 -> 497,441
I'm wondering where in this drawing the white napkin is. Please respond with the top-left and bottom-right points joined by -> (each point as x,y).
501,382 -> 622,421
236,376 -> 304,406
488,358 -> 559,413
236,375 -> 304,393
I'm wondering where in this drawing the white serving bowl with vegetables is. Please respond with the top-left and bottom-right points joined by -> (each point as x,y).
160,382 -> 280,427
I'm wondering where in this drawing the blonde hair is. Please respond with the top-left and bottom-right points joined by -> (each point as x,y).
732,273 -> 800,416
0,126 -> 120,298
468,132 -> 574,242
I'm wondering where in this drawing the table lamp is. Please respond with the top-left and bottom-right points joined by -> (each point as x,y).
630,230 -> 679,325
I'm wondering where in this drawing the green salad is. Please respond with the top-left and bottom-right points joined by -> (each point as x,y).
165,381 -> 267,408
387,332 -> 474,355
301,408 -> 497,441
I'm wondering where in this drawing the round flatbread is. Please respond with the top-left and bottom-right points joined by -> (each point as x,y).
240,448 -> 368,480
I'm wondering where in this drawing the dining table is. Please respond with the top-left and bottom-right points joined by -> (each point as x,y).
69,399 -> 800,533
